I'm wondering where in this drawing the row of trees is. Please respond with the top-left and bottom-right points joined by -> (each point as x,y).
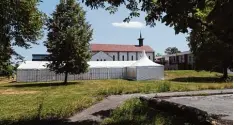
0,0 -> 92,83
0,0 -> 232,82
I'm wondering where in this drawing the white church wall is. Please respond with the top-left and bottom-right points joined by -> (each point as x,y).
107,52 -> 118,61
146,52 -> 154,61
128,52 -> 137,61
119,52 -> 128,61
90,51 -> 112,61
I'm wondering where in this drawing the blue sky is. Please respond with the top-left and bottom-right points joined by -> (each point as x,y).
14,0 -> 189,61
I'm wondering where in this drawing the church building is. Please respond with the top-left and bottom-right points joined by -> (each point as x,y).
32,33 -> 155,61
90,33 -> 155,61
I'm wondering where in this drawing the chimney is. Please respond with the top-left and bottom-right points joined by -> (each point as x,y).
138,31 -> 144,46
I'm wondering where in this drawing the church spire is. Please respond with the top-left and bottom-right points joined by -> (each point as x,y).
138,31 -> 144,46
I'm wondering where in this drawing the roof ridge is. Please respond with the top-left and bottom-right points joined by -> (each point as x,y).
91,43 -> 151,46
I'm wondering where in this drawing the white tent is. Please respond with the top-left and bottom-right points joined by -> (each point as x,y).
17,61 -> 137,82
127,51 -> 164,80
17,51 -> 164,82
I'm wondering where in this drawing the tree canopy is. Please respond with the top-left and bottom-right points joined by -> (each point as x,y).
45,0 -> 93,84
0,0 -> 44,72
165,47 -> 181,55
82,0 -> 232,79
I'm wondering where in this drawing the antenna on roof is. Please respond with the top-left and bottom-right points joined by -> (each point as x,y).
140,30 -> 142,38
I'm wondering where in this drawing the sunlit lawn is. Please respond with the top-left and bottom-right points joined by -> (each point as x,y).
0,70 -> 232,124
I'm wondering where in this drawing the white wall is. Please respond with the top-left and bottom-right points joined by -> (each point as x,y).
128,52 -> 137,61
91,51 -> 154,61
119,52 -> 128,61
146,52 -> 154,61
90,51 -> 113,61
107,52 -> 118,61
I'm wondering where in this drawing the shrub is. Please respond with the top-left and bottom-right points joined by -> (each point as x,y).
156,82 -> 171,92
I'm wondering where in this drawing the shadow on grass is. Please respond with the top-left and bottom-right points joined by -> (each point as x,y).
92,109 -> 113,119
169,77 -> 232,83
4,82 -> 82,88
0,119 -> 99,125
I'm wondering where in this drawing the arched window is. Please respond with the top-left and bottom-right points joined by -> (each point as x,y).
132,56 -> 133,60
104,59 -> 106,61
97,59 -> 99,61
101,59 -> 102,61
122,55 -> 124,61
149,56 -> 150,59
113,55 -> 115,61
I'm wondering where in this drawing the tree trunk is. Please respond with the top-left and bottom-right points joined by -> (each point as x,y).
222,67 -> 228,80
64,71 -> 68,84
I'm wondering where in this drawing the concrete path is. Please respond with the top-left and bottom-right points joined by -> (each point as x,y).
68,89 -> 233,123
164,94 -> 233,120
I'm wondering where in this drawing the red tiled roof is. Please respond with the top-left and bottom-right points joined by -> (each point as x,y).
91,43 -> 154,52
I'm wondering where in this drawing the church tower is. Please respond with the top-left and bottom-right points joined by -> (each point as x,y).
138,31 -> 144,46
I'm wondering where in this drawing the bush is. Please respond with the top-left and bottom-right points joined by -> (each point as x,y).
156,82 -> 171,92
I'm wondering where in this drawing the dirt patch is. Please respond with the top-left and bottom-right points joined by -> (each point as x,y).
0,89 -> 39,95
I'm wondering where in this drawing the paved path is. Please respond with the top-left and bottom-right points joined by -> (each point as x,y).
68,89 -> 233,123
164,94 -> 233,120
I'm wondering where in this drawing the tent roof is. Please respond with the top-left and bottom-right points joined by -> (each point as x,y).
131,51 -> 163,67
18,61 -> 136,69
17,61 -> 48,69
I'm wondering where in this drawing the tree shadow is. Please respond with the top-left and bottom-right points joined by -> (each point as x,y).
169,77 -> 232,83
1,119 -> 99,125
92,109 -> 113,119
4,82 -> 82,88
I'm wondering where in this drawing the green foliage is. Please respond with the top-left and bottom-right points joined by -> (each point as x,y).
101,98 -> 190,125
82,0 -> 232,79
156,82 -> 171,92
188,28 -> 232,79
101,98 -> 151,125
0,0 -> 44,71
164,47 -> 181,55
155,53 -> 162,57
0,65 -> 14,77
44,0 -> 93,83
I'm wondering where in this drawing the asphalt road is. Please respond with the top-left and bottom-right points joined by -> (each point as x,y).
164,94 -> 233,120
68,89 -> 232,123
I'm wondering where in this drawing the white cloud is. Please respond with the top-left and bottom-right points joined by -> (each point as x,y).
112,21 -> 145,28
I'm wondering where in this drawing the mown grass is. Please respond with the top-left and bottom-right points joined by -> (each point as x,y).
0,70 -> 232,124
101,98 -> 205,125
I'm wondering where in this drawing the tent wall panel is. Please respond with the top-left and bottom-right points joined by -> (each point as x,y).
136,66 -> 164,80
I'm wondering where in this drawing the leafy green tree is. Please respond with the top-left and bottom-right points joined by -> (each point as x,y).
0,0 -> 44,72
155,53 -> 162,57
188,29 -> 232,79
187,1 -> 232,79
81,0 -> 232,42
82,0 -> 232,79
45,0 -> 93,84
164,47 -> 181,55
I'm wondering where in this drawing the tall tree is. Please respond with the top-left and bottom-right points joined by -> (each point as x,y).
165,47 -> 181,55
187,1 -> 232,79
188,29 -> 232,79
0,0 -> 44,71
82,0 -> 232,79
45,0 -> 93,84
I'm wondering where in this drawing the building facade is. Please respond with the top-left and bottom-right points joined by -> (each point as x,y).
32,33 -> 155,62
155,51 -> 194,70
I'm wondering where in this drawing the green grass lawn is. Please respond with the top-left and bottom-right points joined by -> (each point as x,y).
101,98 -> 211,125
0,70 -> 232,124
